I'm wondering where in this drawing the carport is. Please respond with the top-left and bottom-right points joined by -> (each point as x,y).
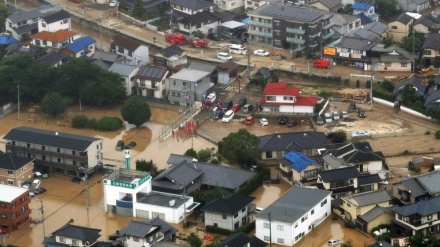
218,21 -> 246,35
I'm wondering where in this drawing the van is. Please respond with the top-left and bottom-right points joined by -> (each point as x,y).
218,52 -> 232,60
314,59 -> 330,69
229,44 -> 247,55
222,110 -> 234,122
324,113 -> 332,124
221,99 -> 233,111
242,104 -> 254,113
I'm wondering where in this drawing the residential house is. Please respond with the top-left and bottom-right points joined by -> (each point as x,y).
421,33 -> 440,67
277,151 -> 322,186
393,76 -> 426,101
357,174 -> 383,193
369,242 -> 393,247
247,4 -> 333,50
59,36 -> 96,58
356,205 -> 395,233
166,153 -> 197,167
92,50 -> 126,68
133,65 -> 169,99
37,51 -> 63,68
259,82 -> 318,114
424,75 -> 440,108
256,187 -> 331,246
352,2 -> 379,22
202,193 -> 255,230
330,13 -> 362,40
140,0 -> 168,14
43,224 -> 101,247
188,61 -> 217,84
111,34 -> 149,67
115,218 -> 178,247
411,155 -> 440,169
387,13 -> 414,43
0,184 -> 31,231
178,11 -> 219,35
168,68 -> 212,105
0,151 -> 34,187
339,190 -> 392,222
331,36 -> 379,69
217,60 -> 239,84
371,45 -> 413,72
5,43 -> 46,60
391,196 -> 440,236
392,171 -> 440,205
216,232 -> 267,247
258,132 -> 328,160
169,0 -> 215,21
245,0 -> 282,12
215,0 -> 245,11
3,126 -> 103,177
38,10 -> 71,32
153,45 -> 187,70
398,0 -> 430,12
31,30 -> 80,48
319,142 -> 390,179
317,166 -> 360,199
310,0 -> 344,12
108,63 -> 139,96
350,22 -> 389,40
414,13 -> 440,33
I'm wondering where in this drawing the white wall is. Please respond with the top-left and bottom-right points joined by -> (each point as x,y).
38,18 -> 71,32
103,178 -> 153,212
86,140 -> 102,169
204,212 -> 234,230
293,105 -> 314,114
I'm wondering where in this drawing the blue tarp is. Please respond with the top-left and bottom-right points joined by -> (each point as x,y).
0,35 -> 18,45
283,151 -> 319,172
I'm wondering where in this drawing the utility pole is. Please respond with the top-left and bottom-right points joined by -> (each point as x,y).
320,21 -> 324,59
17,85 -> 20,121
246,41 -> 250,94
37,199 -> 46,239
183,185 -> 187,227
412,30 -> 415,73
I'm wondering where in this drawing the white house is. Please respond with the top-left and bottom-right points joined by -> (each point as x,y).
117,218 -> 177,247
133,66 -> 169,99
44,224 -> 101,247
169,0 -> 215,16
38,10 -> 71,32
31,30 -> 80,48
59,36 -> 96,58
108,63 -> 139,96
178,11 -> 219,35
111,34 -> 149,67
256,187 -> 332,246
215,0 -> 245,11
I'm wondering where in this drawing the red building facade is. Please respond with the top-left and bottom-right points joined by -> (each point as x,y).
0,185 -> 32,231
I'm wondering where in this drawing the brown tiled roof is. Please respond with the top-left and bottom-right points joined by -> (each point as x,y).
32,30 -> 77,42
112,34 -> 141,52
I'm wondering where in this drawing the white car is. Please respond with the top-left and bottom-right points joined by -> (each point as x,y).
260,118 -> 269,126
328,239 -> 341,246
32,179 -> 41,189
253,49 -> 270,56
352,130 -> 370,138
342,111 -> 348,119
109,0 -> 117,6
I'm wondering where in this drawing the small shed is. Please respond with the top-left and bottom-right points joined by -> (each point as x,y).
217,60 -> 239,84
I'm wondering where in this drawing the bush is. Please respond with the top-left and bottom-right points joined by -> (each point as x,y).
96,117 -> 123,131
238,164 -> 270,195
373,84 -> 395,102
88,118 -> 97,129
72,115 -> 89,128
318,88 -> 332,98
436,130 -> 440,139
380,80 -> 395,92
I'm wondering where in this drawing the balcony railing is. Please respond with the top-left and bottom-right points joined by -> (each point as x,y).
286,27 -> 305,35
286,37 -> 305,45
322,30 -> 334,40
6,144 -> 88,162
248,30 -> 272,38
323,22 -> 334,29
249,20 -> 272,28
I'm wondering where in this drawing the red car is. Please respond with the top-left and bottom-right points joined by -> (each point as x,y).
231,103 -> 241,112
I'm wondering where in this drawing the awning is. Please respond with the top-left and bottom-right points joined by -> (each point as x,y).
220,21 -> 244,29
392,219 -> 414,231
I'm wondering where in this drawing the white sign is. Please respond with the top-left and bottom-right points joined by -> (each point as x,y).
339,52 -> 349,58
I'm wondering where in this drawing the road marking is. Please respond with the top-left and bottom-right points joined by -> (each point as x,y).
225,86 -> 233,91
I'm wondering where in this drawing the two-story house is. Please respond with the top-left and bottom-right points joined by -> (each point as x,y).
414,13 -> 440,34
178,11 -> 219,36
277,151 -> 322,186
59,36 -> 96,58
331,36 -> 379,69
153,44 -> 187,70
0,184 -> 31,232
340,190 -> 392,222
352,2 -> 379,22
108,63 -> 139,96
3,126 -> 103,177
356,205 -> 395,233
37,10 -> 71,32
258,82 -> 318,114
202,193 -> 255,231
31,30 -> 80,48
247,4 -> 333,50
215,0 -> 245,12
387,13 -> 414,43
0,152 -> 34,187
310,0 -> 344,12
256,187 -> 331,246
133,65 -> 169,99
330,13 -> 362,40
398,0 -> 430,12
317,166 -> 360,199
169,0 -> 215,21
111,34 -> 149,67
392,171 -> 440,205
424,75 -> 440,109
168,68 -> 212,105
245,0 -> 282,12
43,224 -> 101,247
421,33 -> 440,68
371,45 -> 413,72
391,196 -> 440,236
217,232 -> 267,247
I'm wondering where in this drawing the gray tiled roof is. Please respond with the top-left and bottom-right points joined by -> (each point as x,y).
391,196 -> 440,216
319,166 -> 359,182
250,4 -> 332,23
189,61 -> 216,73
201,193 -> 255,215
3,126 -> 100,151
92,51 -> 123,63
337,36 -> 378,50
358,206 -> 390,222
169,0 -> 215,10
346,190 -> 391,206
51,224 -> 101,243
108,63 -> 137,77
393,77 -> 426,98
0,152 -> 34,171
322,154 -> 348,169
258,132 -> 328,152
422,33 -> 440,51
357,174 -> 382,185
92,59 -> 112,70
331,13 -> 360,26
362,21 -> 389,36
389,13 -> 413,25
135,66 -> 167,80
218,232 -> 266,247
41,10 -> 70,24
195,162 -> 255,190
169,68 -> 210,81
319,0 -> 343,10
153,161 -> 203,191
8,8 -> 43,23
414,13 -> 440,27
167,154 -> 197,165
160,44 -> 184,58
257,187 -> 331,222
416,171 -> 440,194
37,51 -> 63,67
401,177 -> 426,197
119,218 -> 177,239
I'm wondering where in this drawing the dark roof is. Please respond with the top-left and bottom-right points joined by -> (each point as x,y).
215,11 -> 238,22
393,76 -> 426,99
8,7 -> 42,23
358,174 -> 382,185
202,193 -> 255,215
112,34 -> 141,52
389,13 -> 413,24
337,36 -> 378,50
41,10 -> 70,23
169,0 -> 215,10
356,13 -> 373,25
135,66 -> 168,80
218,60 -> 239,71
37,51 -> 63,67
422,33 -> 440,51
359,205 -> 393,223
180,11 -> 218,25
345,190 -> 391,206
368,241 -> 393,247
119,218 -> 177,239
318,166 -> 360,182
250,4 -> 332,23
5,43 -> 46,59
217,232 -> 266,247
322,142 -> 385,164
195,162 -> 255,190
398,171 -> 440,197
152,161 -> 204,192
391,196 -> 440,216
258,132 -> 328,152
414,13 -> 440,27
258,67 -> 271,78
3,126 -> 100,151
160,44 -> 184,58
147,217 -> 178,240
167,154 -> 197,165
189,61 -> 216,73
51,224 -> 101,243
0,152 -> 34,170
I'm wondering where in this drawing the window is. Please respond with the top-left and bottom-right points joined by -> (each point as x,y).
423,50 -> 431,55
428,215 -> 433,220
266,96 -> 276,101
72,240 -> 78,245
242,207 -> 246,212
301,217 -> 305,222
308,225 -> 312,230
63,19 -> 68,24
41,23 -> 46,28
12,141 -> 15,146
264,236 -> 270,241
57,158 -> 61,163
8,170 -> 12,175
265,152 -> 273,159
35,40 -> 41,45
27,143 -> 30,148
42,146 -> 45,150
57,148 -> 61,153
400,63 -> 408,67
128,51 -> 133,57
277,225 -> 284,231
321,199 -> 327,207
73,161 -> 77,165
59,237 -> 65,243
43,40 -> 47,46
1,214 -> 6,219
283,96 -> 294,101
295,222 -> 298,228
117,47 -> 124,53
234,213 -> 238,218
72,151 -> 76,155
42,156 -> 46,161
222,214 -> 227,219
0,203 -> 6,208
311,209 -> 314,215
391,26 -> 397,29
263,222 -> 270,228
133,237 -> 139,242
277,238 -> 284,244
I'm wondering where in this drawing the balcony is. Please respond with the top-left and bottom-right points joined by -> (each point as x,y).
322,30 -> 334,40
286,37 -> 305,45
323,22 -> 333,29
286,27 -> 305,35
249,20 -> 272,28
248,30 -> 272,38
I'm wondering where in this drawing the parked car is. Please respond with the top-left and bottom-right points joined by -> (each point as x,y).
22,182 -> 32,189
253,49 -> 270,56
207,33 -> 223,41
115,140 -> 124,151
245,116 -> 254,125
206,92 -> 216,105
352,130 -> 370,138
278,115 -> 288,125
34,171 -> 42,178
242,104 -> 254,113
287,119 -> 298,127
222,110 -> 234,123
333,111 -> 340,121
314,59 -> 330,68
29,191 -> 35,198
238,97 -> 247,107
211,108 -> 224,120
260,118 -> 269,126
71,177 -> 82,183
231,103 -> 241,112
342,111 -> 348,119
34,188 -> 47,195
328,239 -> 341,246
358,108 -> 366,118
32,179 -> 41,189
109,0 -> 118,6
348,101 -> 356,112
316,116 -> 324,125
125,142 -> 136,149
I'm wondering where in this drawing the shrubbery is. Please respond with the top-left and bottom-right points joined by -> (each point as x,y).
71,115 -> 122,131
436,130 -> 440,139
72,115 -> 89,128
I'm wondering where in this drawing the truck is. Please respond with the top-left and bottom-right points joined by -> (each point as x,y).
189,38 -> 208,48
165,33 -> 186,45
314,59 -> 330,69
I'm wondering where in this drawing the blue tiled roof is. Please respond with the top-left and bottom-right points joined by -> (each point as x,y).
0,35 -> 18,45
65,36 -> 96,53
353,2 -> 373,11
283,151 -> 319,172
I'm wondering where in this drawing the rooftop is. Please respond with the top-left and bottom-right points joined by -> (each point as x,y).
250,4 -> 332,23
0,184 -> 29,203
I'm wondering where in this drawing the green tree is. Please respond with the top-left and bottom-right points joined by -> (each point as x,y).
380,80 -> 395,92
197,148 -> 213,162
135,159 -> 160,176
41,92 -> 66,117
376,0 -> 402,20
402,83 -> 417,105
333,130 -> 347,143
120,97 -> 151,127
382,37 -> 395,48
435,129 -> 440,139
192,30 -> 205,39
186,234 -> 202,247
184,148 -> 198,159
132,0 -> 144,19
0,3 -> 8,33
341,240 -> 354,247
400,36 -> 422,53
218,129 -> 260,166
427,108 -> 440,122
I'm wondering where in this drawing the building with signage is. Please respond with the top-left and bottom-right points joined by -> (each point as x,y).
330,36 -> 380,69
247,4 -> 333,51
103,168 -> 199,224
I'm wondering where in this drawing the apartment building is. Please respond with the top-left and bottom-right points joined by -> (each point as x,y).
0,152 -> 34,187
0,184 -> 32,231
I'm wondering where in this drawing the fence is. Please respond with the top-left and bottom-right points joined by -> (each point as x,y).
0,103 -> 16,119
159,102 -> 202,141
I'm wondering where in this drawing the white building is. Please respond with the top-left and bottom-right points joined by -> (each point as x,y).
216,0 -> 245,11
103,168 -> 199,224
108,63 -> 139,96
111,34 -> 149,67
37,10 -> 71,32
256,187 -> 331,246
